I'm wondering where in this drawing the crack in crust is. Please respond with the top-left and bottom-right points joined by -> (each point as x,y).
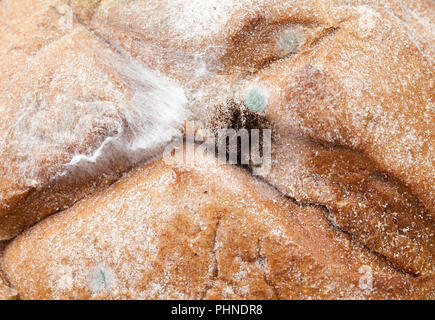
1,0 -> 434,299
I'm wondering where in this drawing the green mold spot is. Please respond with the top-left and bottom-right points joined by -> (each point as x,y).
97,269 -> 108,288
279,30 -> 300,53
244,90 -> 267,112
91,265 -> 113,292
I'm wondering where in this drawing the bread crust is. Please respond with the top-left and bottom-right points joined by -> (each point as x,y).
0,276 -> 17,300
0,0 -> 433,299
0,0 -> 187,239
2,150 -> 434,299
0,242 -> 17,300
74,0 -> 435,279
84,0 -> 434,218
259,133 -> 435,276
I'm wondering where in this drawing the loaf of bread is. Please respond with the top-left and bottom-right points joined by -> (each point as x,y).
0,0 -> 433,299
3,150 -> 434,299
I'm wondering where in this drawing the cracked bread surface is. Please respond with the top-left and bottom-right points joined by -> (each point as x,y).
2,150 -> 434,300
84,0 -> 434,219
0,0 -> 434,299
0,0 -> 188,240
260,132 -> 435,277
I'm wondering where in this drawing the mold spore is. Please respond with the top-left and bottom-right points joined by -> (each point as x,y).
90,264 -> 116,293
243,86 -> 268,112
278,28 -> 302,54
